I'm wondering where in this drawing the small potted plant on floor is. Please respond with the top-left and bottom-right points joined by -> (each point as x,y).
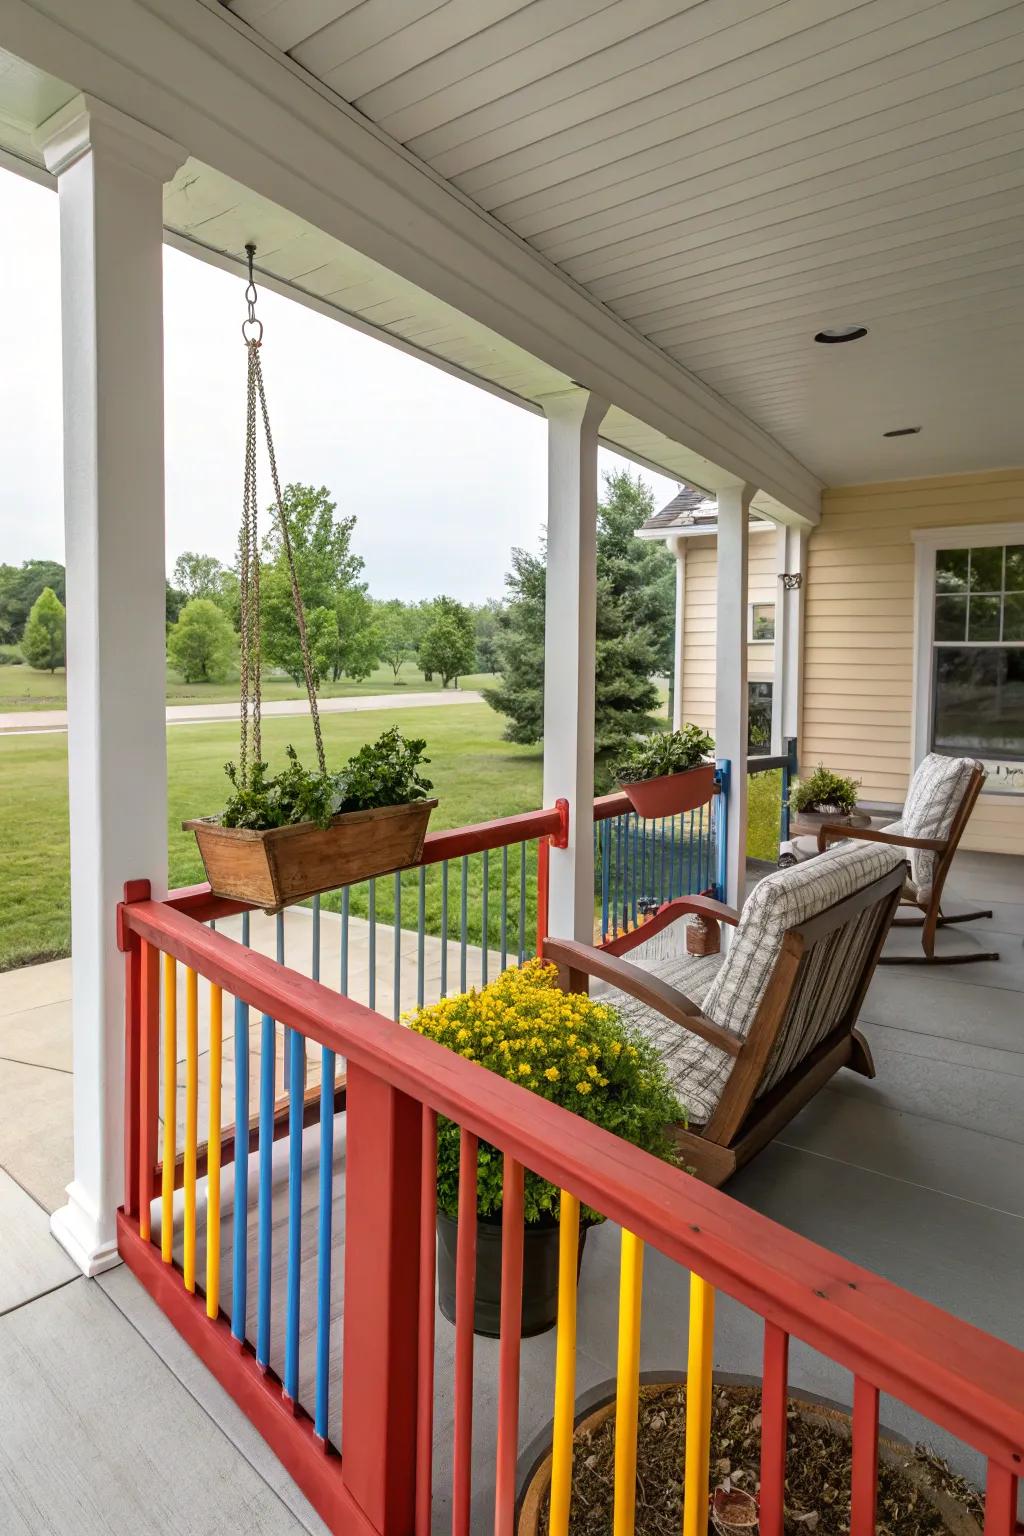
789,763 -> 861,825
408,960 -> 684,1338
616,723 -> 716,819
184,726 -> 436,911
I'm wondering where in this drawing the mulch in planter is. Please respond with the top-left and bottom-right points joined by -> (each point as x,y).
537,1384 -> 984,1536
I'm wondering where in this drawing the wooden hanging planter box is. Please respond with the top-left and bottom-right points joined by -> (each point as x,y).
183,798 -> 438,912
619,762 -> 716,819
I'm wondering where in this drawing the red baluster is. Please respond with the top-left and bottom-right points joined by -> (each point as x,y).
983,1464 -> 1019,1536
495,1157 -> 525,1536
452,1130 -> 478,1536
341,1064 -> 422,1536
850,1377 -> 880,1536
138,939 -> 161,1240
760,1322 -> 789,1536
416,1107 -> 438,1536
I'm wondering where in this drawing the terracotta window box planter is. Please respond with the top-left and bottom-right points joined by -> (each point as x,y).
619,762 -> 716,819
183,797 -> 437,912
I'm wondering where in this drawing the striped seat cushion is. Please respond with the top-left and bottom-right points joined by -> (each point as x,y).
900,753 -> 979,903
596,952 -> 727,1125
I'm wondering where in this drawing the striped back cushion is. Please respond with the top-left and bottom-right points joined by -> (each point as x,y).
701,841 -> 906,1086
902,753 -> 979,901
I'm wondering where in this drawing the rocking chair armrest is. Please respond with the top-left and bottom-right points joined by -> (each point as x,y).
817,823 -> 945,854
600,894 -> 741,958
541,937 -> 742,1059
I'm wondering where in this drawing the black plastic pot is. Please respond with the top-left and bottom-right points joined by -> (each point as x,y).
436,1210 -> 589,1338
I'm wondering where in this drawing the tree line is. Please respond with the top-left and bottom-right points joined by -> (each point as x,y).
2,470 -> 676,754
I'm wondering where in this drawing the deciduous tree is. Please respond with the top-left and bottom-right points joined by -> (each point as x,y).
418,597 -> 476,688
166,598 -> 237,684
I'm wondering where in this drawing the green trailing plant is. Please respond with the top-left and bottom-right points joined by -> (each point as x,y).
219,727 -> 432,831
789,763 -> 860,816
614,723 -> 714,785
408,961 -> 685,1224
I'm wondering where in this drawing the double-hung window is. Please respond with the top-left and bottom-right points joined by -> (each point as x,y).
916,532 -> 1024,764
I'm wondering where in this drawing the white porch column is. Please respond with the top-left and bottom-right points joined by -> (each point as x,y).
715,483 -> 756,909
38,97 -> 185,1275
541,387 -> 608,942
772,524 -> 807,759
671,535 -> 686,731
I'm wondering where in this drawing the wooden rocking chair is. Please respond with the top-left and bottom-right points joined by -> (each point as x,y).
544,840 -> 906,1188
817,756 -> 997,965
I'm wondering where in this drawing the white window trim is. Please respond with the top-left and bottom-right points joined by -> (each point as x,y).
911,522 -> 1024,782
747,600 -> 775,644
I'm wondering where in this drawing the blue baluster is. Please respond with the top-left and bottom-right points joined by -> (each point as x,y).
600,821 -> 611,942
459,856 -> 469,993
340,886 -> 350,996
441,860 -> 449,997
256,1009 -> 275,1369
284,1022 -> 302,1402
481,850 -> 489,987
500,845 -> 509,972
393,871 -> 402,1020
315,1045 -> 336,1440
417,866 -> 426,1010
368,877 -> 377,1013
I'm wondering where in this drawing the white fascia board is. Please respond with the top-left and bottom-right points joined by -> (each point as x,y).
11,0 -> 820,526
635,523 -> 776,543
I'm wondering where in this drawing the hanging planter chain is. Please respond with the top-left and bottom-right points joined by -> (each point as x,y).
237,244 -> 326,788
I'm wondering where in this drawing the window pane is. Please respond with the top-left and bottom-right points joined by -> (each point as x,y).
969,545 -> 1003,592
968,595 -> 1001,641
934,594 -> 967,641
1005,546 -> 1024,592
748,681 -> 772,753
933,648 -> 1024,760
751,603 -> 775,640
935,548 -> 968,593
1004,592 -> 1024,641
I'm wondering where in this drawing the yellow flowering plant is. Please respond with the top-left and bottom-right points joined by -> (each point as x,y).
407,960 -> 685,1225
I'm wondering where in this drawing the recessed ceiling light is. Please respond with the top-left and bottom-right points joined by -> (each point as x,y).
883,426 -> 921,438
813,325 -> 868,344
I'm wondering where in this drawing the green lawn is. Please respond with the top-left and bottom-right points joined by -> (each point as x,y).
0,696 -> 781,971
0,658 -> 497,713
0,702 -> 542,970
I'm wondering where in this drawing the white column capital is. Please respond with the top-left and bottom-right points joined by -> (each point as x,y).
36,92 -> 186,182
537,385 -> 610,429
716,480 -> 758,514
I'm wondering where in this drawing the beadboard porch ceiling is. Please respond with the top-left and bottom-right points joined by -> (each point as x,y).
223,0 -> 1024,486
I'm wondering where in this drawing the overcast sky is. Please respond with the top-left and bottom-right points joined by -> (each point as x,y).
0,167 -> 678,604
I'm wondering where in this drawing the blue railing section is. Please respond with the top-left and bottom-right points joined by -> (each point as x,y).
593,771 -> 725,944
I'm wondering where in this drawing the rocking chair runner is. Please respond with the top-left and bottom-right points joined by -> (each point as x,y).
544,840 -> 906,1188
816,755 -> 997,965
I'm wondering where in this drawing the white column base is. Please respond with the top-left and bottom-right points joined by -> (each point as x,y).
50,1182 -> 122,1277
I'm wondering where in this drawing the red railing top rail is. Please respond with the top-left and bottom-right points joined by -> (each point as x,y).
166,801 -> 569,924
120,886 -> 1024,1474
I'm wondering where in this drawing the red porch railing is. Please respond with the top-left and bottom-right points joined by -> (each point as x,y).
116,807 -> 1024,1536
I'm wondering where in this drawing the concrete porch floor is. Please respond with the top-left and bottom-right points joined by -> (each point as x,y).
0,851 -> 1021,1534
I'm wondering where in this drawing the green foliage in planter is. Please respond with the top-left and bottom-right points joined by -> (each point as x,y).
219,726 -> 432,830
408,960 -> 685,1225
615,723 -> 714,785
789,763 -> 860,816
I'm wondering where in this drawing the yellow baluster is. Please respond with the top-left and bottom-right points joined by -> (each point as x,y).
613,1228 -> 644,1536
161,954 -> 176,1264
206,982 -> 223,1318
683,1275 -> 716,1536
183,966 -> 198,1291
549,1191 -> 580,1536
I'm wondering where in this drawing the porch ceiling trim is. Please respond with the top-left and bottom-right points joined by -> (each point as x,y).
8,0 -> 821,525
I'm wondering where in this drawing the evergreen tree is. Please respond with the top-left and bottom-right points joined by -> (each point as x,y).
20,587 -> 66,673
486,470 -> 673,755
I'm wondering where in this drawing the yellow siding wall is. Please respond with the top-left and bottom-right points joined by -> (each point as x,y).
680,533 -> 778,734
803,468 -> 1024,856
